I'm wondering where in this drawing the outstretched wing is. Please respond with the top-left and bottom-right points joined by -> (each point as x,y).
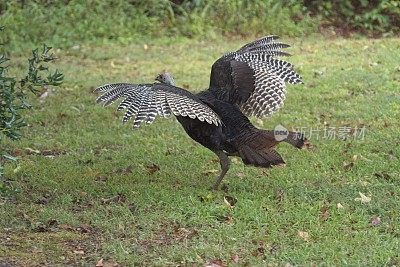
95,83 -> 221,128
209,35 -> 303,118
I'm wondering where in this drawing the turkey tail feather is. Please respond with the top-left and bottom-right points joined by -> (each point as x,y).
233,129 -> 284,167
238,144 -> 285,167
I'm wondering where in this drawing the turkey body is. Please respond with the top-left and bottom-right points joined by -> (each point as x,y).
177,90 -> 304,170
95,35 -> 306,189
176,91 -> 245,154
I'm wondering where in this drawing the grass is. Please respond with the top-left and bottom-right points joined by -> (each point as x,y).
1,35 -> 400,266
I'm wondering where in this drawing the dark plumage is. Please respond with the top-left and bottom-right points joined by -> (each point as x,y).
95,36 -> 306,190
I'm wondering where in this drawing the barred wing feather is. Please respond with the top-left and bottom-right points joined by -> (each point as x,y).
209,35 -> 303,118
95,83 -> 221,127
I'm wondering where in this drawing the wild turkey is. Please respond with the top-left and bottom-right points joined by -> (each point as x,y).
95,35 -> 306,190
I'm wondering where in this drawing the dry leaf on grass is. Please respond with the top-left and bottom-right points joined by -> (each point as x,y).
223,195 -> 237,208
96,258 -> 119,267
354,192 -> 371,203
337,203 -> 344,209
25,147 -> 40,154
146,163 -> 160,175
343,161 -> 354,171
298,230 -> 310,241
319,206 -> 329,221
205,259 -> 226,267
371,216 -> 381,226
101,193 -> 126,205
96,259 -> 104,267
231,254 -> 239,263
203,169 -> 219,175
217,215 -> 234,224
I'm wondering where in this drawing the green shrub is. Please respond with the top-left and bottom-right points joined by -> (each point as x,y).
303,0 -> 400,34
0,0 -> 316,51
0,27 -> 63,177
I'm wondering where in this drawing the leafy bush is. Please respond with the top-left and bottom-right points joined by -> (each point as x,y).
0,28 -> 63,177
0,0 -> 316,50
303,0 -> 400,34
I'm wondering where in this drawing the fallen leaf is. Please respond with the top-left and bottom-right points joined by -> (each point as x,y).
217,215 -> 233,224
101,193 -> 126,205
298,230 -> 310,241
41,149 -> 65,156
47,219 -> 58,227
319,206 -> 329,221
205,259 -> 226,267
76,224 -> 93,234
172,226 -> 198,241
343,161 -> 354,171
371,216 -> 381,226
12,149 -> 23,156
354,192 -> 371,203
73,250 -> 85,255
59,224 -> 74,231
269,243 -> 278,255
203,169 -> 219,175
25,147 -> 40,154
223,195 -> 237,208
146,163 -> 160,175
114,165 -> 133,174
231,254 -> 239,263
128,203 -> 137,213
251,245 -> 265,257
35,195 -> 51,205
34,223 -> 49,233
374,172 -> 391,181
95,175 -> 108,182
32,246 -> 43,253
96,259 -> 104,267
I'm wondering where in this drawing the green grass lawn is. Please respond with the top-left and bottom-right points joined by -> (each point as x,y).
1,36 -> 400,266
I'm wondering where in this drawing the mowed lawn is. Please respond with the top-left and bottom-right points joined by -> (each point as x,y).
1,36 -> 399,266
